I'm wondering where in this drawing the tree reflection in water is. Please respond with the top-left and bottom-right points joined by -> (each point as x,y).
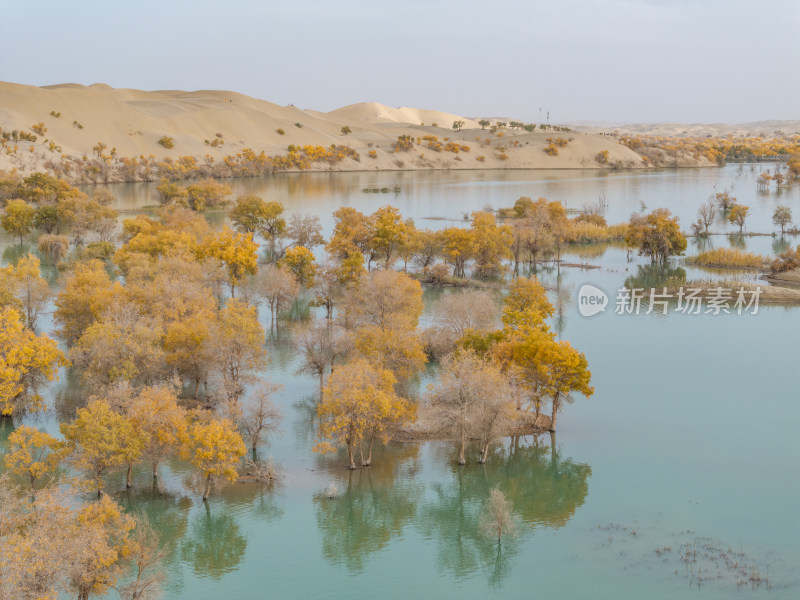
624,263 -> 686,290
180,503 -> 247,580
313,435 -> 589,588
420,433 -> 591,587
313,443 -> 421,573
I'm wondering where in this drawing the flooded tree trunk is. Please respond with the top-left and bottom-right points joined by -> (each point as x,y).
550,397 -> 559,432
347,443 -> 357,470
152,462 -> 158,480
203,477 -> 212,501
479,442 -> 489,464
126,464 -> 133,488
458,428 -> 467,465
362,435 -> 374,467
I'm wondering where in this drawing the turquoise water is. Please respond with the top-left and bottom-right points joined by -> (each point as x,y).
2,164 -> 799,599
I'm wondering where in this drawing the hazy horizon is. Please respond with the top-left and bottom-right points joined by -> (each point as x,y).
1,0 -> 797,124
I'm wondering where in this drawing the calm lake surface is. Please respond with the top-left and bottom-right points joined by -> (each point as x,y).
2,164 -> 799,599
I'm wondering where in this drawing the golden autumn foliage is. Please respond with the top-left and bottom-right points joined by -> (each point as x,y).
470,211 -> 513,275
279,245 -> 317,286
501,277 -> 554,331
1,253 -> 50,329
229,194 -> 272,234
345,269 -> 423,331
326,206 -> 374,261
727,204 -> 750,232
54,259 -> 122,345
124,386 -> 188,478
70,494 -> 136,600
212,298 -> 267,403
197,227 -> 258,295
626,208 -> 687,263
0,307 -> 68,416
1,199 -> 36,241
372,205 -> 410,268
533,339 -> 593,431
315,359 -> 414,469
69,303 -> 165,392
3,425 -> 70,490
353,325 -> 427,382
182,416 -> 246,499
0,485 -> 137,600
439,227 -> 474,278
60,399 -> 146,494
619,134 -> 800,166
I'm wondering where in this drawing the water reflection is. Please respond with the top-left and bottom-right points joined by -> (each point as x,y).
2,241 -> 34,266
691,235 -> 715,253
119,484 -> 191,558
772,236 -> 791,255
0,416 -> 14,442
419,434 -> 591,587
727,233 -> 747,250
313,444 -> 421,572
624,264 -> 686,289
180,503 -> 247,580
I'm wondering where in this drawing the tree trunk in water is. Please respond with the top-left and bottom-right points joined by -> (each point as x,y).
126,464 -> 133,488
458,428 -> 466,465
550,398 -> 558,432
318,371 -> 324,397
347,443 -> 356,470
152,462 -> 158,480
479,443 -> 489,464
203,477 -> 212,501
362,436 -> 374,467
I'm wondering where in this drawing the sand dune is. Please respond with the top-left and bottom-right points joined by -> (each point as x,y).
0,81 -> 648,179
571,120 -> 800,138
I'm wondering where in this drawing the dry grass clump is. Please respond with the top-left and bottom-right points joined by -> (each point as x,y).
770,247 -> 800,273
685,248 -> 767,269
672,280 -> 800,303
564,222 -> 627,243
37,233 -> 69,262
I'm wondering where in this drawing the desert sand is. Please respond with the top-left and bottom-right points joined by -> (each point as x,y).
570,120 -> 800,138
0,81 -> 647,180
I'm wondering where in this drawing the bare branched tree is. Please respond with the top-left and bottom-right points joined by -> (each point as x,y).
479,487 -> 519,543
426,351 -> 515,464
236,383 -> 283,458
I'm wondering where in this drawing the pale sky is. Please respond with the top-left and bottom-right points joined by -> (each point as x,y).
1,0 -> 797,124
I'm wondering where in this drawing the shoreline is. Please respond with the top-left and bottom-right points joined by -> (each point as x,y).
391,413 -> 553,443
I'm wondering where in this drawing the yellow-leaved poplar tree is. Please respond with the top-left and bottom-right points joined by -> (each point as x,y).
125,386 -> 187,479
182,416 -> 246,500
315,359 -> 414,469
197,227 -> 258,296
60,399 -> 146,495
0,307 -> 68,416
3,425 -> 70,490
